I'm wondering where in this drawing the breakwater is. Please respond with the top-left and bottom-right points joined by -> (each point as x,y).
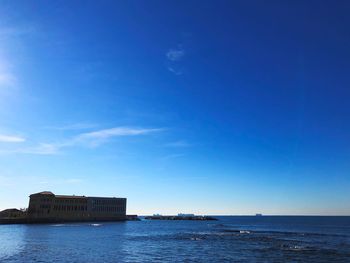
144,215 -> 218,220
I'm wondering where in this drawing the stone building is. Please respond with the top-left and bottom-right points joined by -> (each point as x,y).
27,191 -> 127,222
0,208 -> 25,219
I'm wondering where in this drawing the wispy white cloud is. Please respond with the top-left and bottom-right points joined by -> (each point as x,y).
38,178 -> 83,185
0,126 -> 164,155
75,127 -> 164,148
0,26 -> 36,39
43,122 -> 97,131
0,25 -> 35,89
79,127 -> 162,140
0,143 -> 61,155
165,140 -> 191,148
167,67 -> 183,76
0,72 -> 16,87
0,23 -> 39,98
0,174 -> 83,188
17,143 -> 61,155
166,45 -> 186,75
0,61 -> 16,88
64,178 -> 83,184
0,134 -> 25,143
160,153 -> 186,160
166,47 -> 185,61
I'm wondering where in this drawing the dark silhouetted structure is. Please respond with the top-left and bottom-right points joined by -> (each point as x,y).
26,191 -> 127,223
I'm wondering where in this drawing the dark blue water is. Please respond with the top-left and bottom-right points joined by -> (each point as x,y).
1,216 -> 349,262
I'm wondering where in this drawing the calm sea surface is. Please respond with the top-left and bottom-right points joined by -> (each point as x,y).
0,216 -> 349,262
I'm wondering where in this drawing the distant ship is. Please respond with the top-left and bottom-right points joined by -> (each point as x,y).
255,213 -> 263,216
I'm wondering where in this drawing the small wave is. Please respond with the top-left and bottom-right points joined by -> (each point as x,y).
212,223 -> 227,227
221,229 -> 252,234
280,244 -> 317,252
282,244 -> 304,251
50,224 -> 84,227
222,229 -> 241,233
219,229 -> 347,238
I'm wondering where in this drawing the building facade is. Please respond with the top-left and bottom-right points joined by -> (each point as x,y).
27,191 -> 126,222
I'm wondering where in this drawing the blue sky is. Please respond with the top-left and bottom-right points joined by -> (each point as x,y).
0,1 -> 349,215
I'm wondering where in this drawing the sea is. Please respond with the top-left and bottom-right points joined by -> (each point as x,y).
0,216 -> 349,262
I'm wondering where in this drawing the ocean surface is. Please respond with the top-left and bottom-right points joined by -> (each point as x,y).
0,216 -> 349,262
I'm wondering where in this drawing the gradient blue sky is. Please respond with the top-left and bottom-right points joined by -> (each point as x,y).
0,1 -> 349,215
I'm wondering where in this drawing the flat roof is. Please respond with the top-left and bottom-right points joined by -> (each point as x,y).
88,196 -> 124,199
30,191 -> 54,196
29,191 -> 125,199
55,195 -> 87,199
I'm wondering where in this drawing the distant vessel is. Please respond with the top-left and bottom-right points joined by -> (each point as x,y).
255,213 -> 263,216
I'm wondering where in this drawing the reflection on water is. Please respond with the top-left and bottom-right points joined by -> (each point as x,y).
0,217 -> 350,262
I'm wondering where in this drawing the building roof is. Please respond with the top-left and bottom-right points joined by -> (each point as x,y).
55,195 -> 87,199
0,208 -> 23,213
30,191 -> 55,196
28,191 -> 124,199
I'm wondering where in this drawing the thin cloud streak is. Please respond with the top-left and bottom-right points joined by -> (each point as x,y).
0,25 -> 36,39
0,72 -> 16,87
75,127 -> 164,148
43,122 -> 97,131
38,178 -> 83,185
167,67 -> 183,75
79,127 -> 163,140
0,126 -> 164,155
160,153 -> 186,161
165,140 -> 191,148
0,61 -> 16,88
17,143 -> 61,155
0,25 -> 34,89
166,45 -> 185,75
0,134 -> 25,143
166,48 -> 185,61
0,175 -> 83,188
